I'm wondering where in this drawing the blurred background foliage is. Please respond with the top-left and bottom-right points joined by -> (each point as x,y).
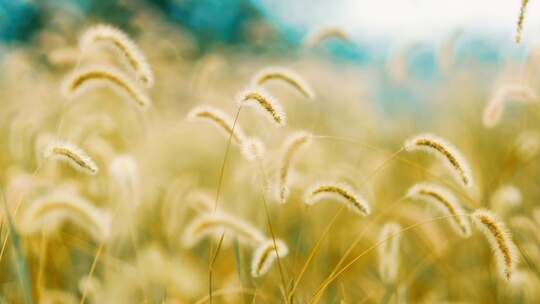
0,0 -> 526,120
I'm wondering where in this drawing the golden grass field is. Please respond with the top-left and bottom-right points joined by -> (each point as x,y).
0,7 -> 539,304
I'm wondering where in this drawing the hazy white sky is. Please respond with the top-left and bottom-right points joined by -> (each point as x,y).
260,0 -> 540,42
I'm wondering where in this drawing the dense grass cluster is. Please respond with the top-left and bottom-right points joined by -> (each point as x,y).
0,11 -> 539,304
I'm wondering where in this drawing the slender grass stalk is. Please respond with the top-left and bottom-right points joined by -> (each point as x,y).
515,0 -> 530,43
1,189 -> 33,304
208,233 -> 226,304
289,145 -> 403,299
255,149 -> 290,302
309,214 -> 474,303
36,232 -> 47,299
208,105 -> 242,303
315,135 -> 475,206
79,243 -> 105,304
194,287 -> 270,304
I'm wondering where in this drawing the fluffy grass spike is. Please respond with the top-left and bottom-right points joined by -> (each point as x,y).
407,183 -> 471,238
377,222 -> 401,284
61,65 -> 151,110
109,154 -> 139,205
472,209 -> 518,281
251,66 -> 315,99
185,190 -> 215,213
18,192 -> 111,242
241,137 -> 266,162
404,133 -> 473,187
44,141 -> 98,175
277,131 -> 312,203
482,84 -> 537,128
80,24 -> 154,87
304,181 -> 370,216
182,212 -> 266,247
237,88 -> 286,127
251,238 -> 289,277
515,0 -> 529,43
187,105 -> 246,144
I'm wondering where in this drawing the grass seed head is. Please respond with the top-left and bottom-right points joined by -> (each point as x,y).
472,209 -> 518,281
80,24 -> 154,87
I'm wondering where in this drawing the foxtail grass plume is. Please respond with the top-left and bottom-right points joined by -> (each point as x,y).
236,87 -> 286,127
47,47 -> 80,67
251,238 -> 289,277
251,66 -> 315,99
482,84 -> 536,128
303,26 -> 351,48
78,276 -> 102,303
185,190 -> 215,213
187,105 -> 246,144
109,154 -> 140,205
80,24 -> 154,87
182,212 -> 266,247
407,183 -> 471,238
61,65 -> 151,110
472,209 -> 518,281
377,222 -> 401,284
34,132 -> 57,167
277,131 -> 312,203
404,133 -> 473,187
304,181 -> 370,216
44,141 -> 98,175
241,137 -> 266,162
515,0 -> 529,43
18,192 -> 111,241
437,30 -> 462,76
